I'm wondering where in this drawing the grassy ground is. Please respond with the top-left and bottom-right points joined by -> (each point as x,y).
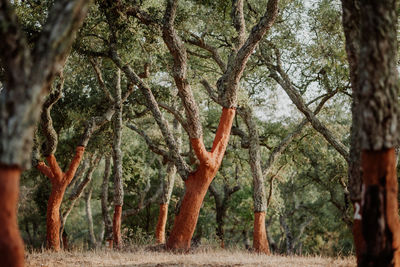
26,247 -> 355,267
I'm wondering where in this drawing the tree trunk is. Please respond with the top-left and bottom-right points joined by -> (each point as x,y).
155,203 -> 169,244
112,69 -> 123,249
84,183 -> 96,249
36,147 -> 85,251
46,182 -> 66,251
239,106 -> 270,254
112,205 -> 122,248
253,212 -> 270,254
155,162 -> 177,244
102,155 -> 113,243
166,108 -> 235,250
0,167 -> 24,267
361,149 -> 400,266
351,1 -> 400,266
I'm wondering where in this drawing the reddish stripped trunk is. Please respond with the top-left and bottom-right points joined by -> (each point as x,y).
166,108 -> 235,250
361,149 -> 400,266
36,147 -> 85,251
113,205 -> 122,249
155,204 -> 169,244
253,212 -> 270,254
0,167 -> 24,267
46,183 -> 65,251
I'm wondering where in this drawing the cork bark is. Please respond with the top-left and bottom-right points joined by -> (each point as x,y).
37,147 -> 85,250
166,108 -> 236,250
0,167 -> 24,267
155,203 -> 169,244
155,163 -> 177,244
161,0 -> 278,250
0,0 -> 89,262
112,69 -> 124,249
350,1 -> 400,265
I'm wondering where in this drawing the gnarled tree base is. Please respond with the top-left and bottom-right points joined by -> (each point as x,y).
0,167 -> 25,267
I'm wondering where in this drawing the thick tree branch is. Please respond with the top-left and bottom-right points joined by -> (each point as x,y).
162,0 -> 203,139
216,0 -> 279,108
40,74 -> 64,157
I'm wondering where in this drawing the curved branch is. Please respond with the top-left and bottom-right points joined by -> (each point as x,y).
40,75 -> 64,156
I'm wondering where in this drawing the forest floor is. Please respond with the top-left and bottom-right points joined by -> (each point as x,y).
25,247 -> 355,267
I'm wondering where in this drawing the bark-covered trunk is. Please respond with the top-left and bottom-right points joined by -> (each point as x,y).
241,107 -> 270,254
162,0 -> 277,251
356,1 -> 399,266
155,162 -> 176,244
37,148 -> 85,250
102,155 -> 113,243
166,108 -> 236,250
0,1 -> 89,261
112,69 -> 124,249
84,182 -> 97,249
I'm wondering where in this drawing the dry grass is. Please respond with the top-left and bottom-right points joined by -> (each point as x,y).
26,247 -> 355,267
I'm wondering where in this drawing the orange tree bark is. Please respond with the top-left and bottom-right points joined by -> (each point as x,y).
106,0 -> 277,251
155,203 -> 169,244
166,108 -> 235,250
155,161 -> 178,244
354,0 -> 400,266
36,146 -> 85,250
0,167 -> 24,267
0,0 -> 89,264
